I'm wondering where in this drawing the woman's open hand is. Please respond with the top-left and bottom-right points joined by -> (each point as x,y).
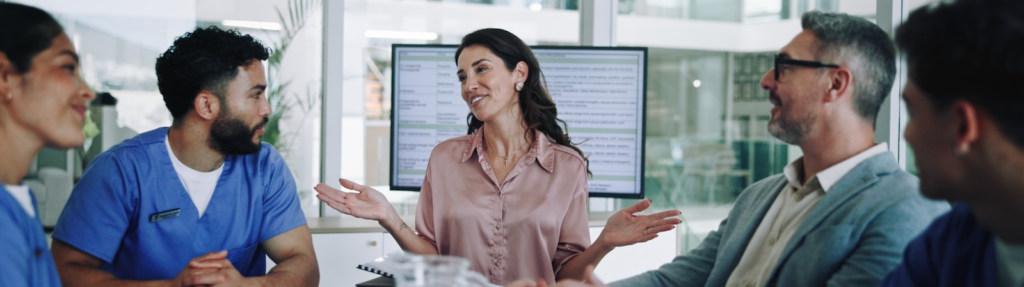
314,178 -> 394,222
596,199 -> 682,248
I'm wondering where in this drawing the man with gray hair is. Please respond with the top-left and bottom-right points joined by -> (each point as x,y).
510,11 -> 950,287
604,11 -> 948,287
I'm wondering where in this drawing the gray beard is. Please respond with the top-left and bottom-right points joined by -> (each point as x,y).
768,114 -> 813,145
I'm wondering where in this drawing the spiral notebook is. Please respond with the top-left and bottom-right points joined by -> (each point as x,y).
356,257 -> 394,278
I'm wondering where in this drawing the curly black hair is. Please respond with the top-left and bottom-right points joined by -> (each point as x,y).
156,26 -> 270,121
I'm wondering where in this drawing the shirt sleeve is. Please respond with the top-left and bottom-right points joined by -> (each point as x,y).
258,144 -> 307,242
552,167 -> 591,276
52,153 -> 136,263
0,202 -> 31,287
415,166 -> 438,249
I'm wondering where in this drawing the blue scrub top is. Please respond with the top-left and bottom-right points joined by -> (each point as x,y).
52,127 -> 306,280
880,204 -> 999,287
0,185 -> 62,287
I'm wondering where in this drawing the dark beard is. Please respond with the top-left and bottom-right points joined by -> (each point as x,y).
209,115 -> 268,155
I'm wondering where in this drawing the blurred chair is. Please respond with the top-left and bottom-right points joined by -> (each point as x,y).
24,167 -> 74,228
704,149 -> 746,204
681,144 -> 747,204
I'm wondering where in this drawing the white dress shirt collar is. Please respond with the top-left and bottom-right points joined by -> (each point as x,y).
783,143 -> 889,193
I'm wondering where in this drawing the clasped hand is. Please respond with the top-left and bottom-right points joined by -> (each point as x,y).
173,251 -> 249,287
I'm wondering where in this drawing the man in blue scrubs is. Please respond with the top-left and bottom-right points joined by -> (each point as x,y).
879,0 -> 1024,286
50,27 -> 319,286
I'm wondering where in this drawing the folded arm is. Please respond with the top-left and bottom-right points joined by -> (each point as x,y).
258,225 -> 320,286
52,239 -> 187,287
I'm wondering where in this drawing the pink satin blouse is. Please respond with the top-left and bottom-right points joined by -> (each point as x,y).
415,127 -> 591,285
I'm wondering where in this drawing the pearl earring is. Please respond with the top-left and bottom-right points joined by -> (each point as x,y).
515,82 -> 524,92
4,92 -> 11,101
959,143 -> 970,154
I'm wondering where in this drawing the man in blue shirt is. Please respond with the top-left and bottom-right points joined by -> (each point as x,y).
881,0 -> 1024,286
50,27 -> 319,286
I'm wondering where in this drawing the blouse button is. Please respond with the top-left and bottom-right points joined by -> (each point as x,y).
35,248 -> 43,258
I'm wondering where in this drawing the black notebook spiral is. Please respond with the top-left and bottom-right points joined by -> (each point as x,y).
357,260 -> 394,278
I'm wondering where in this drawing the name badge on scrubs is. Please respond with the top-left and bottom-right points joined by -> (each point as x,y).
149,208 -> 181,223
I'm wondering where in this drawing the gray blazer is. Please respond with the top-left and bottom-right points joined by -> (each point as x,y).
610,152 -> 949,287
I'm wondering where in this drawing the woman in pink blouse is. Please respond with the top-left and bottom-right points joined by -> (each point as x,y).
315,28 -> 681,285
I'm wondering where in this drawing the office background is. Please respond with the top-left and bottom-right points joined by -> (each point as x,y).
12,0 -> 929,261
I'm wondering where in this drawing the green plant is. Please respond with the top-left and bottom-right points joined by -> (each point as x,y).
264,0 -> 323,157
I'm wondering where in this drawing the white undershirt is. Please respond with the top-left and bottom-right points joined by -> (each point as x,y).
725,143 -> 889,287
996,238 -> 1024,287
166,138 -> 222,218
4,184 -> 35,218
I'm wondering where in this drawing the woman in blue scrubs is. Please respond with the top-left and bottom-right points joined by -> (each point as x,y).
0,3 -> 97,286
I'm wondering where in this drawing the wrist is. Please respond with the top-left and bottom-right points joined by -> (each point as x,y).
245,276 -> 266,287
165,279 -> 184,287
379,209 -> 404,232
592,235 -> 616,253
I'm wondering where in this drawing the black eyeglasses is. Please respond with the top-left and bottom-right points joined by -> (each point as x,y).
774,54 -> 840,81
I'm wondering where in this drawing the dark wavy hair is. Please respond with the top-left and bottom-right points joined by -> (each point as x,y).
896,0 -> 1024,150
0,3 -> 64,74
455,28 -> 590,175
156,26 -> 270,121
